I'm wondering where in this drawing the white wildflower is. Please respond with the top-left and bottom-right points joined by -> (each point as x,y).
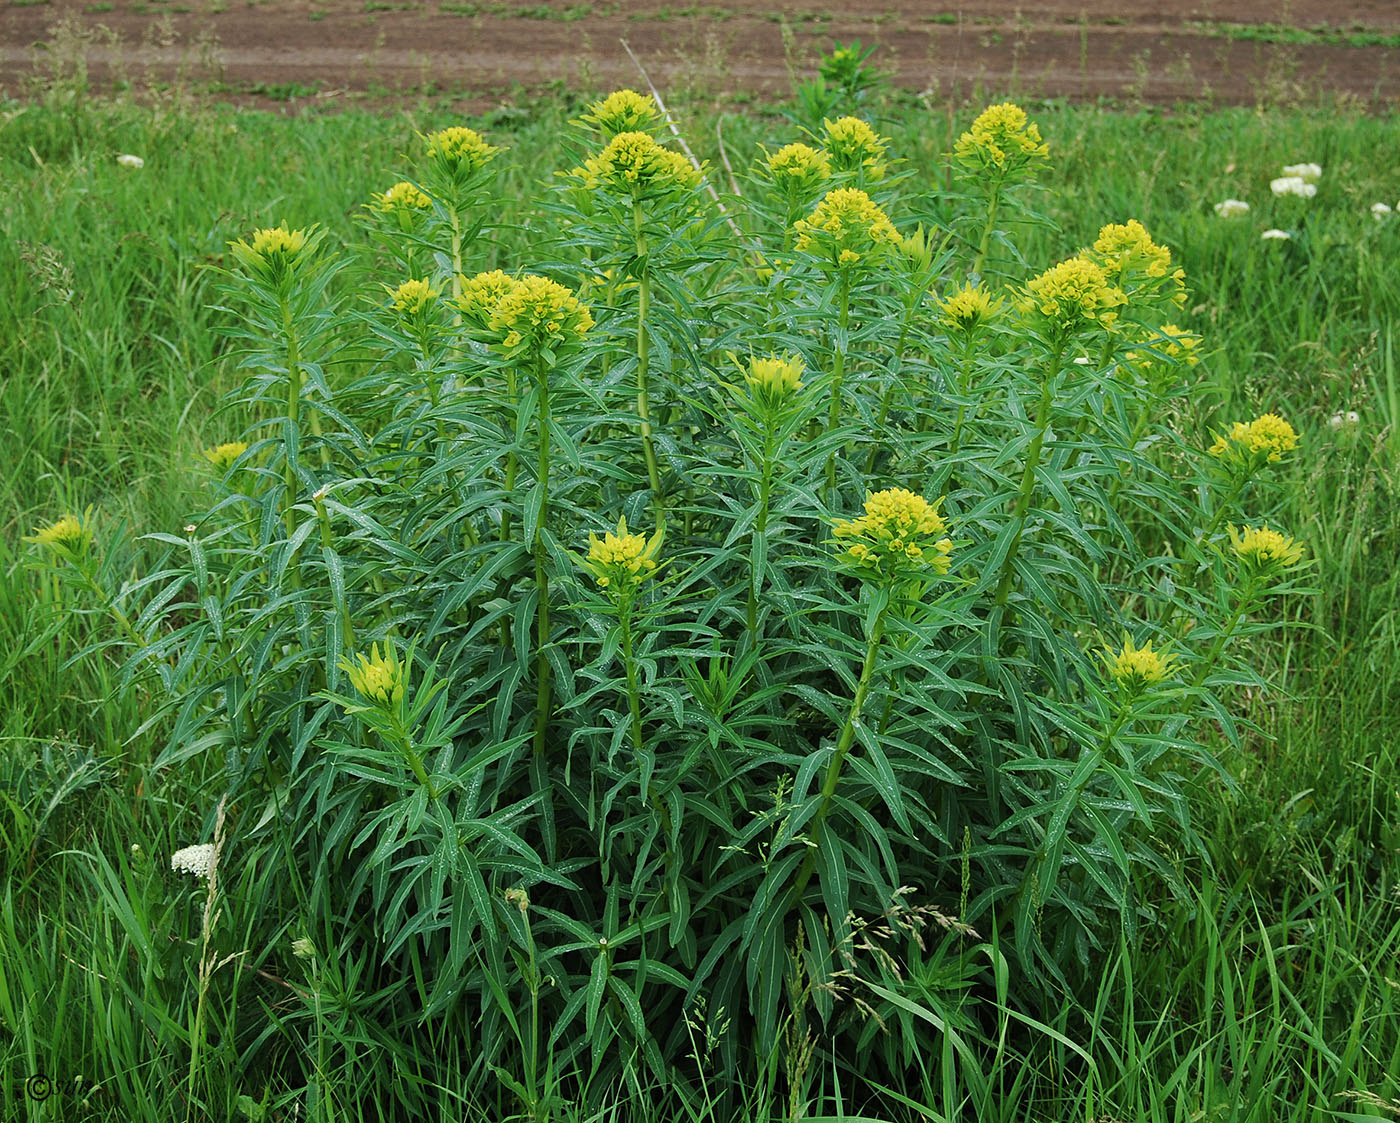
291,936 -> 317,959
1372,202 -> 1393,220
1328,411 -> 1361,430
1271,176 -> 1316,199
1214,198 -> 1250,218
1072,356 -> 1092,366
171,842 -> 216,879
1281,162 -> 1321,183
116,153 -> 145,169
1261,229 -> 1291,241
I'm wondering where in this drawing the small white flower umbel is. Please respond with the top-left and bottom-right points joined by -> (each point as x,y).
116,153 -> 145,169
1372,202 -> 1393,220
171,843 -> 216,879
1271,176 -> 1316,199
1214,198 -> 1250,218
1281,162 -> 1321,183
1261,228 -> 1291,241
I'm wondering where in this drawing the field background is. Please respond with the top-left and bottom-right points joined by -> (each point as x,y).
2,5 -> 1399,1121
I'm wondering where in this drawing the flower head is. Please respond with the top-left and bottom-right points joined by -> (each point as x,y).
764,142 -> 831,199
793,187 -> 900,271
452,269 -> 521,336
1281,162 -> 1321,183
1214,198 -> 1250,218
939,282 -> 1000,338
1371,202 -> 1393,220
1021,256 -> 1126,338
744,353 -> 805,406
577,88 -> 661,137
24,511 -> 94,555
1327,410 -> 1360,430
171,843 -> 216,880
831,488 -> 953,581
116,153 -> 144,169
229,224 -> 315,289
387,277 -> 440,315
1208,412 -> 1299,466
424,125 -> 501,184
1261,228 -> 1292,240
1229,524 -> 1306,573
369,180 -> 432,214
1270,176 -> 1316,199
1087,219 -> 1186,309
1103,636 -> 1176,696
582,514 -> 662,595
582,131 -> 701,201
489,274 -> 593,355
953,102 -> 1048,177
339,642 -> 405,707
202,441 -> 249,471
821,116 -> 889,179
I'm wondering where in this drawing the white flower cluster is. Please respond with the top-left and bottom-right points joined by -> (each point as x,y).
1261,228 -> 1291,241
116,153 -> 145,169
171,842 -> 216,879
1214,198 -> 1250,218
1271,176 -> 1317,199
1281,162 -> 1321,183
1373,202 -> 1395,220
1327,411 -> 1361,430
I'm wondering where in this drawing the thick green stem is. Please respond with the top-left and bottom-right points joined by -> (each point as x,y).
633,203 -> 664,530
532,365 -> 554,757
824,275 -> 853,497
1190,578 -> 1260,691
971,182 -> 1003,280
500,366 -> 519,544
280,297 -> 302,541
865,294 -> 918,475
948,337 -> 977,451
991,347 -> 1064,609
790,610 -> 887,902
620,608 -> 647,777
745,415 -> 777,643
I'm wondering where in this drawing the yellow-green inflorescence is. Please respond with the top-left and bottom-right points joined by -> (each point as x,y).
765,142 -> 832,198
1228,524 -> 1306,572
794,187 -> 901,271
1209,413 -> 1299,466
489,274 -> 594,354
387,278 -> 440,315
1104,635 -> 1177,696
744,353 -> 805,407
202,441 -> 249,471
452,269 -> 521,338
581,131 -> 701,200
820,115 -> 889,179
229,224 -> 315,289
577,88 -> 662,137
1085,219 -> 1187,310
24,512 -> 93,554
831,488 -> 954,580
369,180 -> 432,214
939,282 -> 1002,339
581,514 -> 663,595
953,102 -> 1049,177
339,642 -> 405,707
1021,255 -> 1127,338
423,125 -> 502,185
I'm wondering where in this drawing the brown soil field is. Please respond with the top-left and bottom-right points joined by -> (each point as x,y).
3,0 -> 1399,110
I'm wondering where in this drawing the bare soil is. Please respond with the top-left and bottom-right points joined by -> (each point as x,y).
3,0 -> 1399,110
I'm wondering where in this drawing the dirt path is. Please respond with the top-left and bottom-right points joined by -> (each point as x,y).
3,0 -> 1398,109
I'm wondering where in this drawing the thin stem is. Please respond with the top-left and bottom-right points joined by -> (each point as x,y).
865,290 -> 919,475
971,180 -> 1003,280
745,413 -> 777,643
824,274 -> 853,498
280,296 -> 302,542
620,606 -> 647,783
633,202 -> 664,530
533,362 -> 554,757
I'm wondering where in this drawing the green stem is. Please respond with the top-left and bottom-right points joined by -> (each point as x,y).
824,274 -> 853,498
991,346 -> 1064,609
865,292 -> 918,475
948,337 -> 977,451
745,414 -> 777,643
790,608 -> 887,902
971,181 -> 1003,280
280,297 -> 302,542
1190,578 -> 1260,691
500,365 -> 519,544
634,203 -> 664,530
620,606 -> 647,781
532,362 -> 554,757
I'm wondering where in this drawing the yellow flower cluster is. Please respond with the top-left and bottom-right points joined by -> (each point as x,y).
1124,323 -> 1201,381
1229,524 -> 1306,570
1087,220 -> 1187,309
250,226 -> 308,258
24,512 -> 93,553
831,488 -> 954,579
369,180 -> 432,213
953,102 -> 1049,175
452,269 -> 520,331
203,441 -> 249,471
582,131 -> 701,200
765,142 -> 832,195
1104,636 -> 1176,694
1022,256 -> 1126,337
424,126 -> 501,178
939,283 -> 1001,336
388,278 -> 440,315
582,514 -> 662,593
745,354 -> 805,404
578,88 -> 661,136
821,116 -> 889,178
229,225 -> 315,288
793,187 -> 901,270
489,274 -> 594,352
1209,413 -> 1299,464
339,642 -> 405,706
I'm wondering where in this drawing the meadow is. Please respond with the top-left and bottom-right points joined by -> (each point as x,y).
1,61 -> 1399,1123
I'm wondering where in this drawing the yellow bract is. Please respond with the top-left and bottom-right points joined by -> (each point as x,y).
765,142 -> 832,191
583,131 -> 701,200
370,181 -> 432,213
793,187 -> 901,270
1022,256 -> 1126,336
1087,219 -> 1187,309
1104,636 -> 1176,693
578,89 -> 661,136
954,102 -> 1048,175
489,274 -> 594,352
1209,413 -> 1299,464
831,488 -> 953,578
24,512 -> 92,553
745,354 -> 805,401
202,441 -> 249,471
1229,524 -> 1306,570
821,116 -> 889,178
249,225 -> 308,258
939,282 -> 1001,335
424,126 -> 501,175
452,269 -> 520,330
388,278 -> 440,315
583,514 -> 662,593
339,642 -> 405,706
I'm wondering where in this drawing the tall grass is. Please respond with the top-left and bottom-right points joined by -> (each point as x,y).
1,81 -> 1398,1121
